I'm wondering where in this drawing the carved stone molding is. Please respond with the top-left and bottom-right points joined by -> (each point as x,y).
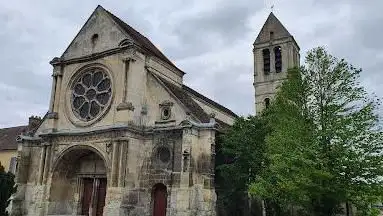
116,101 -> 135,111
46,112 -> 58,119
105,142 -> 112,154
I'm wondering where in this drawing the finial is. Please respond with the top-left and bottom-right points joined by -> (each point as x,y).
271,5 -> 274,13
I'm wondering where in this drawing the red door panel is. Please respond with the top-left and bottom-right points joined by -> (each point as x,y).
153,185 -> 167,216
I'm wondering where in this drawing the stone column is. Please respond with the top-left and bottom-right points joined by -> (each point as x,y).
9,141 -> 30,216
42,145 -> 52,184
38,145 -> 46,185
111,142 -> 119,187
116,57 -> 136,112
270,47 -> 276,73
118,139 -> 128,187
53,69 -> 62,114
122,59 -> 130,103
48,57 -> 61,112
48,76 -> 57,112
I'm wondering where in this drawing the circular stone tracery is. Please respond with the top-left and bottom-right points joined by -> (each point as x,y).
71,67 -> 112,122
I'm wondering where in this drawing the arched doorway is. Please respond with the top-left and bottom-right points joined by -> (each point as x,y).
152,183 -> 167,216
49,147 -> 107,216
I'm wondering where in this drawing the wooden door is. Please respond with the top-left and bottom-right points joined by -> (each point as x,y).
96,178 -> 107,216
81,178 -> 93,215
153,184 -> 167,216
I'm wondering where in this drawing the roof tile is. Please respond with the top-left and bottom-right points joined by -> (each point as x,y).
0,126 -> 27,151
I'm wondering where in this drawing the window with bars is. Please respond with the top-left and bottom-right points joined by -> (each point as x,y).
274,46 -> 282,73
263,49 -> 270,74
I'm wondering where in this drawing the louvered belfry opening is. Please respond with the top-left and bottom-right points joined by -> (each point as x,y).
274,46 -> 282,73
263,48 -> 270,74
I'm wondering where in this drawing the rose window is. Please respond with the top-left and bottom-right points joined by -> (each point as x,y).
71,68 -> 112,121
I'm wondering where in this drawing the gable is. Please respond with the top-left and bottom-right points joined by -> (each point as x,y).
62,6 -> 130,60
104,9 -> 178,70
61,5 -> 181,74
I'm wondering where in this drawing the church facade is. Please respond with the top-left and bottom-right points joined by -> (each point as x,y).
9,5 -> 298,216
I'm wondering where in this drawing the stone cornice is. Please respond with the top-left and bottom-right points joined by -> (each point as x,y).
35,119 -> 218,139
50,44 -> 141,67
253,36 -> 300,51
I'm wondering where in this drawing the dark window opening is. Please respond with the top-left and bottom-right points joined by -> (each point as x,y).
91,34 -> 99,47
274,46 -> 282,73
270,31 -> 274,40
265,98 -> 270,109
263,49 -> 270,74
161,107 -> 171,120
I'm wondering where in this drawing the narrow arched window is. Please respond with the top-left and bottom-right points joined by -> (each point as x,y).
274,46 -> 282,73
265,98 -> 270,109
263,49 -> 270,74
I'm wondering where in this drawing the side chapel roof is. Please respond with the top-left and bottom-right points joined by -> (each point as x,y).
0,126 -> 27,151
155,76 -> 234,129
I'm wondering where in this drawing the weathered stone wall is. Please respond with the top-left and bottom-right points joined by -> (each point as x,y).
11,6 -> 220,216
253,36 -> 300,114
12,125 -> 217,216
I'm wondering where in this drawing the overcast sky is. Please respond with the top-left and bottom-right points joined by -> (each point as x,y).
0,0 -> 382,127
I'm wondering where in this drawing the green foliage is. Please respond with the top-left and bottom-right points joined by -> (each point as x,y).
303,47 -> 383,215
215,116 -> 270,215
249,47 -> 383,215
0,163 -> 16,216
249,67 -> 320,215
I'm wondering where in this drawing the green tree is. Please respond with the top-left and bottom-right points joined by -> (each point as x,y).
249,67 -> 320,215
215,116 -> 270,215
0,163 -> 16,216
249,47 -> 383,216
303,47 -> 383,215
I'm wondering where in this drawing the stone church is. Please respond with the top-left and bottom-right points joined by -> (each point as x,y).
9,5 -> 299,216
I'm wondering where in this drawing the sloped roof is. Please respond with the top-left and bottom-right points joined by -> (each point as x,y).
157,76 -> 211,123
102,6 -> 179,70
183,85 -> 238,118
254,12 -> 292,44
0,126 -> 27,151
155,75 -> 237,126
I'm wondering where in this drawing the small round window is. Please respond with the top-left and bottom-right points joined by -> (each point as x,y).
161,107 -> 171,120
71,67 -> 112,122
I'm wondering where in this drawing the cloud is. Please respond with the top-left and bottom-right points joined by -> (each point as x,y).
0,0 -> 382,127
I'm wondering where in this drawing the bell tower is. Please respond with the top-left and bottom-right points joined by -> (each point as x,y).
253,12 -> 300,114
